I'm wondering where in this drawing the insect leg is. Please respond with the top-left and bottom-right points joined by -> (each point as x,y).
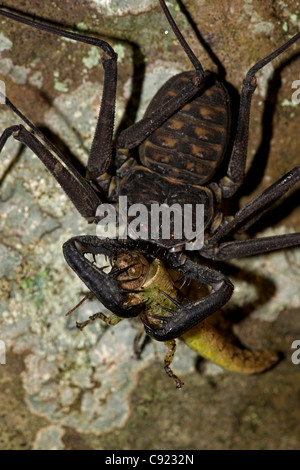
163,340 -> 183,389
76,312 -> 122,330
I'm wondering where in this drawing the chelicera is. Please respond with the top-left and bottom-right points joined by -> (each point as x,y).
1,1 -> 300,387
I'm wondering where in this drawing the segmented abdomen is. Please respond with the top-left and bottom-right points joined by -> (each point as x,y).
139,71 -> 231,185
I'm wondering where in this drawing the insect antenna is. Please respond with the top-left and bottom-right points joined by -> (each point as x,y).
65,292 -> 94,317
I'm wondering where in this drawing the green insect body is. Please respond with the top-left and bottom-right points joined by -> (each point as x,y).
181,322 -> 279,375
114,251 -> 184,388
77,251 -> 279,388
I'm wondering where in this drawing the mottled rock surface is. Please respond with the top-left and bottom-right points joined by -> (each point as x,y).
1,0 -> 300,450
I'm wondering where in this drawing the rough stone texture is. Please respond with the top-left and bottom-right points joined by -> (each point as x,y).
1,0 -> 300,450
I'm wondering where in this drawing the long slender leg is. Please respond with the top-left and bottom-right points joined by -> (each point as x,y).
0,108 -> 101,220
117,0 -> 205,150
158,0 -> 203,80
163,340 -> 183,389
208,163 -> 300,246
219,30 -> 300,199
0,7 -> 117,180
211,232 -> 300,260
76,311 -> 122,330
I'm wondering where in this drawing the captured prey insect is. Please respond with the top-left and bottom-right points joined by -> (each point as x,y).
70,241 -> 279,388
1,1 -> 300,387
